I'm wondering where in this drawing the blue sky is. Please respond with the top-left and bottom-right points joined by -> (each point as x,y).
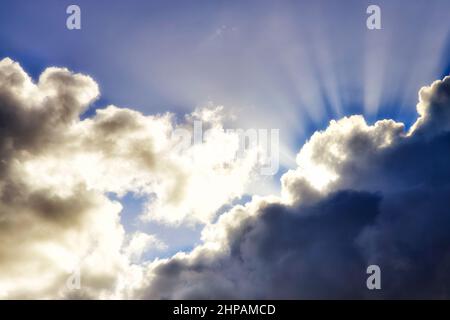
1,0 -> 450,260
2,0 -> 449,129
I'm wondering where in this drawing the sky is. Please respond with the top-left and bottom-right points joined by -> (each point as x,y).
0,0 -> 450,299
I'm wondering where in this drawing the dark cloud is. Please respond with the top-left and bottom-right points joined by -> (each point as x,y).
143,190 -> 380,299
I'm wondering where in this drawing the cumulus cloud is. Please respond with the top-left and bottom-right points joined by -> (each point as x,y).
2,55 -> 450,299
0,58 -> 260,298
135,76 -> 450,299
124,232 -> 167,263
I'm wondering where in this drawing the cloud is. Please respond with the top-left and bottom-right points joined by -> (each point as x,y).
0,59 -> 125,298
410,77 -> 450,136
0,58 -> 260,298
2,55 -> 450,299
135,76 -> 450,299
124,232 -> 167,263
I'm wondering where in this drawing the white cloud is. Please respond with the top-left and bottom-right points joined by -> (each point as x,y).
0,58 -> 260,298
124,232 -> 167,263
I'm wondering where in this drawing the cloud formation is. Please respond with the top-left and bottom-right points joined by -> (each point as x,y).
1,56 -> 450,299
136,76 -> 450,299
0,58 -> 259,298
